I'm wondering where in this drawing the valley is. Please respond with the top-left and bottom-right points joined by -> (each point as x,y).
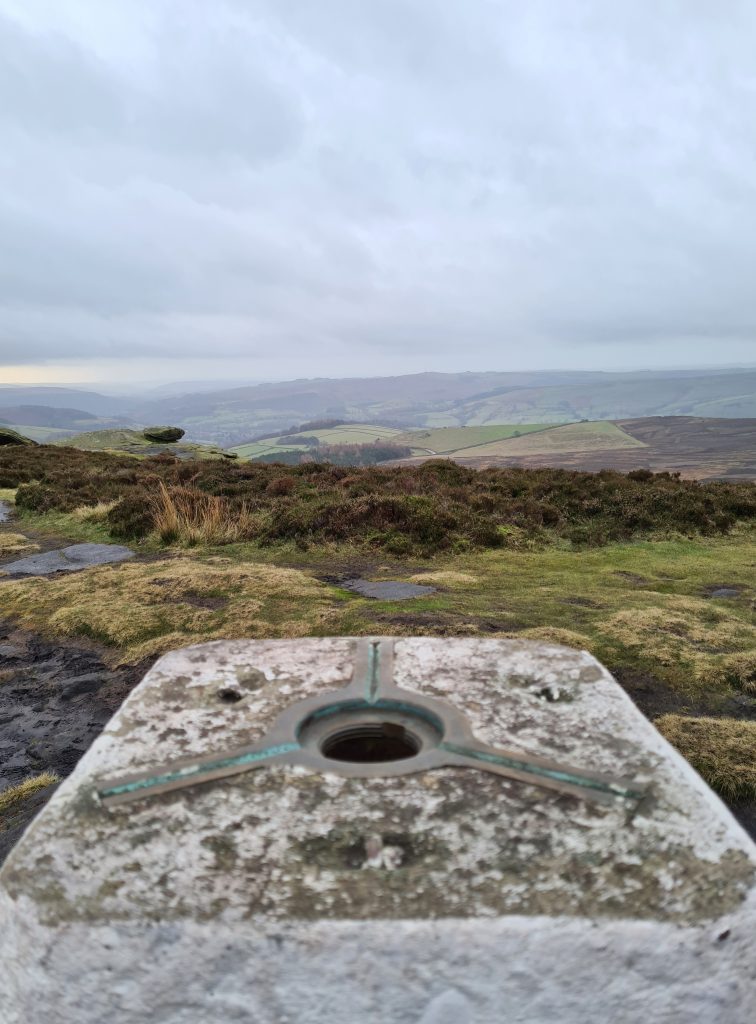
3,366 -> 756,446
397,417 -> 756,480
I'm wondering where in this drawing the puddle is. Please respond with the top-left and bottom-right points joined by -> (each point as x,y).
612,571 -> 650,586
341,578 -> 436,601
0,542 -> 135,577
703,585 -> 744,599
0,501 -> 10,523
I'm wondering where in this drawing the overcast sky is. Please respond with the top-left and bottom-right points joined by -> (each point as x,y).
1,1 -> 756,385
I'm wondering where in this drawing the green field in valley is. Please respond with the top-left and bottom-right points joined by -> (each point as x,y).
230,423 -> 405,459
395,423 -> 549,453
450,420 -> 646,458
229,441 -> 309,459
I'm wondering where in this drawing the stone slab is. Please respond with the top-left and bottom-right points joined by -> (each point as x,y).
0,542 -> 134,576
1,637 -> 754,1023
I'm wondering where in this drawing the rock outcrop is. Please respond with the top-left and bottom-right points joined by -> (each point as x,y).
0,427 -> 36,446
142,425 -> 185,443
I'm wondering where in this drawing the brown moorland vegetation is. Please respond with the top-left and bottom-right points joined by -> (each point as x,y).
1,444 -> 755,554
655,715 -> 756,801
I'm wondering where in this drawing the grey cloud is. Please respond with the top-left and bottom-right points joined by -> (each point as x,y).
1,0 -> 756,377
0,10 -> 302,161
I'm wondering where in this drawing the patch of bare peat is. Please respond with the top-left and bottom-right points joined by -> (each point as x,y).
0,622 -> 154,863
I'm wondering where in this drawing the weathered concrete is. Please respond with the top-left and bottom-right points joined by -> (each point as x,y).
343,578 -> 436,599
1,637 -> 754,1023
0,541 -> 134,576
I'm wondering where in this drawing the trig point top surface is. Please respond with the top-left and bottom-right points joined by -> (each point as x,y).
1,637 -> 755,1024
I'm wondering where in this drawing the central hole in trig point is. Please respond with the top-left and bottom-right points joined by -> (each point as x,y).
321,723 -> 421,763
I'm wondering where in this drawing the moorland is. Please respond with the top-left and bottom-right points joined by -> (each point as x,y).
0,441 -> 755,860
230,416 -> 756,481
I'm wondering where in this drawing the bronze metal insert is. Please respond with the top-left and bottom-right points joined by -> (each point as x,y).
98,639 -> 647,809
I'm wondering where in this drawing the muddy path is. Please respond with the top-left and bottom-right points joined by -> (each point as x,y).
0,621 -> 153,863
0,500 -> 154,861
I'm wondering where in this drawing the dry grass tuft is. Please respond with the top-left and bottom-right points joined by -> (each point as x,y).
151,481 -> 263,545
722,652 -> 756,694
603,597 -> 753,681
0,771 -> 59,815
655,714 -> 756,801
407,571 -> 480,586
517,626 -> 593,650
70,499 -> 118,523
696,651 -> 756,695
0,532 -> 39,557
0,556 -> 338,663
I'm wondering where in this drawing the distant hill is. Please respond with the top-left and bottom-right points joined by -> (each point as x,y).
0,404 -> 97,428
4,369 -> 755,447
0,387 -> 132,416
397,417 -> 756,481
129,368 -> 756,445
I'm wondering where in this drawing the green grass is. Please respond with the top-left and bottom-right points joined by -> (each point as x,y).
0,555 -> 343,663
230,441 -> 309,459
253,531 -> 756,706
452,421 -> 646,458
55,428 -> 155,450
2,423 -> 72,442
10,506 -> 127,547
4,530 -> 752,702
230,424 -> 404,459
178,528 -> 756,711
293,424 -> 404,444
395,423 -> 549,453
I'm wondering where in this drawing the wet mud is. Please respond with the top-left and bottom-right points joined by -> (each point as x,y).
0,622 -> 153,863
341,578 -> 436,600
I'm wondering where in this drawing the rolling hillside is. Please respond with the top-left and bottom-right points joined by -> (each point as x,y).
0,404 -> 134,442
124,368 -> 756,444
398,417 -> 756,480
231,423 -> 404,460
395,423 -> 549,453
4,369 -> 756,447
450,421 -> 646,458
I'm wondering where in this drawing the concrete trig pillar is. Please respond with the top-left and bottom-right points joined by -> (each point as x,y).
1,637 -> 754,1023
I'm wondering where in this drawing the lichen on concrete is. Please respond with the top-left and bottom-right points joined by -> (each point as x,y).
1,638 -> 755,1023
2,637 -> 754,928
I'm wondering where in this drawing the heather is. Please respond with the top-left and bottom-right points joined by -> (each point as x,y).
1,445 -> 754,555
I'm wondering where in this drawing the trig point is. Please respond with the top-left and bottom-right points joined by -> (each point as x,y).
1,638 -> 754,1023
